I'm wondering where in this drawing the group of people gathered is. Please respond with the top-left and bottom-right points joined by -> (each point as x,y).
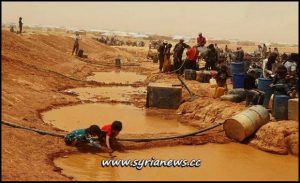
155,32 -> 298,107
157,32 -> 213,73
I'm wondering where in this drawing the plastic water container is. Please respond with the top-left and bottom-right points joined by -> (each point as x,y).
213,87 -> 225,98
184,69 -> 196,80
196,71 -> 203,82
209,78 -> 217,88
233,74 -> 245,89
202,70 -> 211,83
257,78 -> 273,108
273,95 -> 289,120
230,62 -> 245,75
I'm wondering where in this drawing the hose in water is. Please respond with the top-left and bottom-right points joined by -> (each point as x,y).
2,120 -> 222,142
117,122 -> 222,142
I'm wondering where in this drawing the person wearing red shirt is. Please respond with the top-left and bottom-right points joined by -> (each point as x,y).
184,46 -> 199,71
101,121 -> 123,153
197,33 -> 206,47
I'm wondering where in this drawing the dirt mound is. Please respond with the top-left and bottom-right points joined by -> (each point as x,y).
177,97 -> 246,128
249,121 -> 299,156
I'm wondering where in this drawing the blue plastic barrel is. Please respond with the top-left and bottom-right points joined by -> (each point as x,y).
233,74 -> 245,88
258,78 -> 273,107
272,95 -> 289,120
230,62 -> 245,75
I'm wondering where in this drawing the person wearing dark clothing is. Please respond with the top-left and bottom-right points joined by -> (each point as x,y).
173,39 -> 190,74
244,70 -> 265,106
236,47 -> 244,62
216,65 -> 229,89
271,65 -> 296,97
18,17 -> 23,34
204,44 -> 218,70
157,40 -> 168,72
72,33 -> 80,56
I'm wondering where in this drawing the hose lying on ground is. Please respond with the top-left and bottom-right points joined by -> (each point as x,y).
2,120 -> 65,138
1,120 -> 222,142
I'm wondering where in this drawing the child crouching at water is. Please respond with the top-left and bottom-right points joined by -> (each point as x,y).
65,125 -> 107,151
100,121 -> 123,153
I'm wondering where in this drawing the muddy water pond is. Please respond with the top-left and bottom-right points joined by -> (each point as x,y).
42,103 -> 195,135
54,143 -> 298,181
69,86 -> 146,102
87,71 -> 146,84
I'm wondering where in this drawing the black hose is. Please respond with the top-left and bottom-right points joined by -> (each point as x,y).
2,120 -> 65,138
167,59 -> 187,74
2,120 -> 222,142
177,75 -> 195,97
116,122 -> 222,142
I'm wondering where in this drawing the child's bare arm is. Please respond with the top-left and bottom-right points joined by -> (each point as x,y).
106,136 -> 113,152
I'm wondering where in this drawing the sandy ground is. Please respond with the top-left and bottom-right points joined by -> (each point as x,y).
1,30 -> 298,181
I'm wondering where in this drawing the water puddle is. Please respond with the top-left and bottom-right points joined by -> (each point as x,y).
87,71 -> 146,84
67,86 -> 146,102
42,103 -> 195,134
54,143 -> 298,181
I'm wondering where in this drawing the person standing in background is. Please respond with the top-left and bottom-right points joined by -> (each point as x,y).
72,32 -> 81,56
235,46 -> 244,62
173,39 -> 190,74
18,17 -> 23,34
157,40 -> 168,72
197,33 -> 206,47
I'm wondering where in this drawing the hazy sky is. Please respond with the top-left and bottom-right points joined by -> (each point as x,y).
2,1 -> 299,44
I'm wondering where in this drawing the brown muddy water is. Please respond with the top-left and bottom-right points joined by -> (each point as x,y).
68,86 -> 146,102
87,71 -> 146,84
42,103 -> 196,135
54,143 -> 298,181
